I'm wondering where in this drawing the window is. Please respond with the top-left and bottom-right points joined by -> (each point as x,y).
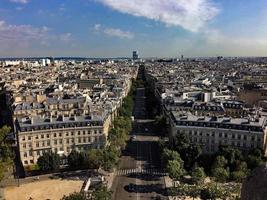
36,142 -> 39,147
83,131 -> 86,135
219,133 -> 222,138
41,134 -> 44,139
83,138 -> 86,143
47,140 -> 50,146
28,136 -> 31,140
30,160 -> 34,164
22,136 -> 26,141
78,131 -> 80,135
35,135 -> 39,139
24,152 -> 27,158
42,141 -> 45,147
54,133 -> 57,137
78,138 -> 81,143
71,132 -> 74,136
47,134 -> 50,138
54,140 -> 57,145
24,160 -> 28,165
59,139 -> 62,144
23,143 -> 26,148
59,133 -> 62,137
66,133 -> 69,137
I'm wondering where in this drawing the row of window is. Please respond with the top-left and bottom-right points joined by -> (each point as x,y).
176,121 -> 263,132
21,136 -> 101,149
180,130 -> 262,141
21,129 -> 102,141
189,136 -> 261,148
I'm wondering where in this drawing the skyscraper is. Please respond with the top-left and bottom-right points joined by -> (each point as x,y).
132,51 -> 139,60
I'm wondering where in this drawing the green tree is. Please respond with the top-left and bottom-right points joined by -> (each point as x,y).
161,148 -> 181,168
102,145 -> 119,171
183,144 -> 202,170
171,133 -> 190,153
200,184 -> 226,200
191,166 -> 206,184
91,185 -> 112,200
213,155 -> 228,168
166,159 -> 185,180
67,150 -> 81,169
61,192 -> 86,200
212,167 -> 230,183
88,149 -> 103,169
218,146 -> 243,171
37,152 -> 61,171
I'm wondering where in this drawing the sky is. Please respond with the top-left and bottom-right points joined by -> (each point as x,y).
0,0 -> 267,58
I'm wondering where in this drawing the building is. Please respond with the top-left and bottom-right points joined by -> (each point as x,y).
15,113 -> 111,166
133,51 -> 139,60
169,111 -> 267,154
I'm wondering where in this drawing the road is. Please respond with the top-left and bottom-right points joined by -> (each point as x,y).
111,88 -> 167,200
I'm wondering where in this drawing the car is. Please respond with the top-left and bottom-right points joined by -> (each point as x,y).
130,135 -> 136,140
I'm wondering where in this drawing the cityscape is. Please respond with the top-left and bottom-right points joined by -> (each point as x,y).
0,1 -> 267,200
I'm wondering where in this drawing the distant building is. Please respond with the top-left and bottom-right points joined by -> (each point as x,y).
132,51 -> 139,60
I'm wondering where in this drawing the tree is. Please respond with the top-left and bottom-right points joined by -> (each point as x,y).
161,148 -> 181,168
102,145 -> 119,171
231,161 -> 249,182
68,150 -> 81,169
200,184 -> 226,200
213,155 -> 228,168
88,149 -> 103,169
231,170 -> 247,182
212,167 -> 230,183
218,146 -> 243,171
61,192 -> 86,200
0,126 -> 13,181
37,152 -> 60,171
171,133 -> 190,153
191,166 -> 206,184
183,144 -> 202,170
166,159 -> 185,181
91,185 -> 112,200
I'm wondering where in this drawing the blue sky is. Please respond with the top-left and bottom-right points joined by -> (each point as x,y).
0,0 -> 267,57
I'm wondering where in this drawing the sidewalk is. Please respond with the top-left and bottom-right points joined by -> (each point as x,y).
98,168 -> 115,189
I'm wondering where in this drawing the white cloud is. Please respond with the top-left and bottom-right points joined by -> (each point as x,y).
94,24 -> 101,31
0,20 -> 73,55
94,24 -> 134,39
103,28 -> 134,39
9,0 -> 29,3
0,20 -> 50,42
96,0 -> 219,32
59,33 -> 72,42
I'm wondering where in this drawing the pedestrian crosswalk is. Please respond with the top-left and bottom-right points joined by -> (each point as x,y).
116,168 -> 167,176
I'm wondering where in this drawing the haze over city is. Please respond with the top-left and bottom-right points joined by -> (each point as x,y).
1,0 -> 267,57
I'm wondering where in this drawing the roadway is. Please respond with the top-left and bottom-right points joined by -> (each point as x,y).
111,88 -> 167,200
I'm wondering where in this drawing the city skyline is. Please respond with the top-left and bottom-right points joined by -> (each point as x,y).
1,0 -> 267,58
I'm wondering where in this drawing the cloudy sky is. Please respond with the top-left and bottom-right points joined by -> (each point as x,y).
0,0 -> 267,57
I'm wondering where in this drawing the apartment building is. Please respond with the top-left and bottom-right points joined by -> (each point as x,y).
169,111 -> 267,154
16,114 -> 111,165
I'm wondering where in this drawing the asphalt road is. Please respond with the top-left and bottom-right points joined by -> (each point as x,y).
111,88 -> 167,200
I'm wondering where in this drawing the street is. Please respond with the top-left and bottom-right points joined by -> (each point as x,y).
111,88 -> 167,200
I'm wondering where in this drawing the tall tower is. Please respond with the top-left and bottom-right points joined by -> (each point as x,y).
132,51 -> 139,60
